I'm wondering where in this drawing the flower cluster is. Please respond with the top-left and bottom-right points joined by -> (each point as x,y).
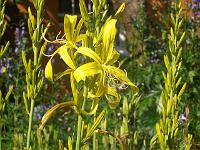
191,0 -> 200,17
14,27 -> 25,54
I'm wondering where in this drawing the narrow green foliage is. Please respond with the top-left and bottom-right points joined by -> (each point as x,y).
0,0 -> 12,115
0,2 -> 13,150
152,1 -> 192,149
82,110 -> 106,144
24,0 -> 48,149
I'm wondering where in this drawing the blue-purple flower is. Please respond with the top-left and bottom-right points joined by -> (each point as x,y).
14,26 -> 26,54
191,0 -> 200,17
7,58 -> 13,78
180,113 -> 187,123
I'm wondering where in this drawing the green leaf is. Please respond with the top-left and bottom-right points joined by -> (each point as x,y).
176,47 -> 182,64
22,51 -> 28,73
164,55 -> 171,72
83,110 -> 106,143
177,19 -> 183,31
79,0 -> 89,27
28,7 -> 35,30
41,22 -> 50,42
122,97 -> 129,115
171,14 -> 175,25
178,83 -> 187,98
175,77 -> 182,88
114,3 -> 125,19
5,85 -> 13,101
23,91 -> 29,115
150,135 -> 157,149
0,41 -> 10,59
28,19 -> 33,39
156,123 -> 163,148
177,32 -> 185,48
38,41 -> 47,64
68,136 -> 73,150
80,98 -> 99,115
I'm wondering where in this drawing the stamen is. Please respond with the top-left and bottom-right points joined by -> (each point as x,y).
42,31 -> 67,44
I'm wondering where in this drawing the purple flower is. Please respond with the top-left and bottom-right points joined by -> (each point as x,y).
180,113 -> 187,123
21,27 -> 25,36
47,44 -> 54,55
6,58 -> 13,77
0,67 -> 3,74
193,0 -> 199,3
14,47 -> 19,54
15,26 -> 26,46
191,0 -> 200,17
7,58 -> 12,70
15,27 -> 21,42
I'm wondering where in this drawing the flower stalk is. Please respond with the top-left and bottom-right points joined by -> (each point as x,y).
75,83 -> 87,150
151,1 -> 192,149
23,0 -> 49,149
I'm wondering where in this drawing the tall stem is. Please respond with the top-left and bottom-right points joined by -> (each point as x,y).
26,99 -> 35,149
76,84 -> 87,150
26,23 -> 39,149
0,121 -> 2,150
93,112 -> 97,150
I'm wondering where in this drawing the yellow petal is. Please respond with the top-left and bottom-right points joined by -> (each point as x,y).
106,66 -> 139,94
70,73 -> 79,105
64,15 -> 77,41
74,18 -> 84,40
73,62 -> 102,82
58,45 -> 76,70
75,47 -> 102,64
39,101 -> 75,130
102,19 -> 117,61
54,69 -> 73,81
105,48 -> 120,65
45,58 -> 53,81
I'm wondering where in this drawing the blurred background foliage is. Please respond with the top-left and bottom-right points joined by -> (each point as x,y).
0,0 -> 199,149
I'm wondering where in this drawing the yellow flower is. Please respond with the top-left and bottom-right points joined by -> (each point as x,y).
73,19 -> 138,108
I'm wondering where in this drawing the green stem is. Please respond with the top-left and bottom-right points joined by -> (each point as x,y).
93,112 -> 96,150
75,84 -> 87,150
26,38 -> 38,150
26,99 -> 35,149
0,122 -> 2,150
76,112 -> 82,150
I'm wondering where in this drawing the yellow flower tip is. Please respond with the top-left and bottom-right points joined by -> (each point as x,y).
64,15 -> 78,41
